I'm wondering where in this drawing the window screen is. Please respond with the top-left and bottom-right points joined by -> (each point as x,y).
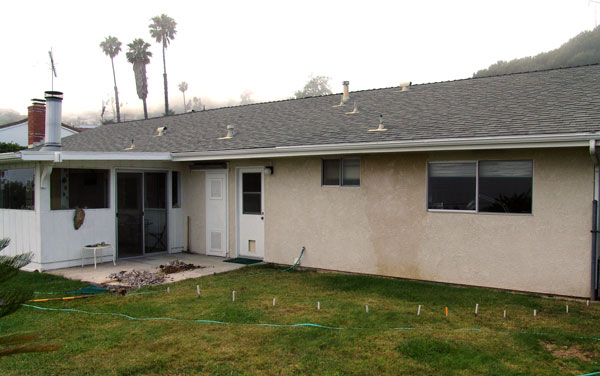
478,161 -> 532,213
0,168 -> 34,210
322,158 -> 360,186
342,158 -> 360,186
427,162 -> 476,210
50,169 -> 108,210
242,172 -> 261,214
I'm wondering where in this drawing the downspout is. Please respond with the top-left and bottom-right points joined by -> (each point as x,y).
589,139 -> 599,300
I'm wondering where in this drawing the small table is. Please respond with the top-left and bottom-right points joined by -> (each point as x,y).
81,244 -> 115,269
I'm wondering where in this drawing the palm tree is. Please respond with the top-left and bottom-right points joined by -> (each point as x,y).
99,36 -> 122,123
149,14 -> 177,116
178,81 -> 188,112
126,39 -> 152,119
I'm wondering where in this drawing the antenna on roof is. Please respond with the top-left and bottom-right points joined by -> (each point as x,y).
48,48 -> 57,91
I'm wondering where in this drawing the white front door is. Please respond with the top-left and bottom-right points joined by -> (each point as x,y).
205,171 -> 228,257
238,168 -> 265,259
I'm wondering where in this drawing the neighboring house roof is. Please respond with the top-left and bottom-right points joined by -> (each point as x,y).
0,119 -> 81,133
0,118 -> 28,130
57,64 -> 600,155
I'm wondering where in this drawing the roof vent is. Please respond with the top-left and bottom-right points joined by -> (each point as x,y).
345,102 -> 359,115
123,139 -> 135,150
368,115 -> 387,132
155,126 -> 167,137
397,81 -> 412,92
218,125 -> 234,140
342,81 -> 350,103
332,95 -> 345,108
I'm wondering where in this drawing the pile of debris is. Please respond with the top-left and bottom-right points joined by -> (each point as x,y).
159,259 -> 204,274
108,270 -> 165,286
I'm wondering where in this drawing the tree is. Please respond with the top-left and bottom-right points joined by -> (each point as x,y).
178,81 -> 188,112
240,89 -> 254,105
294,76 -> 332,98
149,14 -> 177,116
99,36 -> 122,123
126,39 -> 152,120
191,97 -> 202,111
0,238 -> 60,356
0,142 -> 25,152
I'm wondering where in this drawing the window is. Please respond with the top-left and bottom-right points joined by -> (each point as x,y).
427,160 -> 533,214
171,171 -> 180,208
478,161 -> 532,213
50,169 -> 109,210
0,168 -> 34,210
428,162 -> 476,210
242,172 -> 261,214
322,158 -> 360,186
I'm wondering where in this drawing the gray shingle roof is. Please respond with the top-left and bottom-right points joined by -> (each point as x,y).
61,64 -> 600,153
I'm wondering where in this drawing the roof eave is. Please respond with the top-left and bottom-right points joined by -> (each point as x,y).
14,151 -> 172,162
172,133 -> 600,161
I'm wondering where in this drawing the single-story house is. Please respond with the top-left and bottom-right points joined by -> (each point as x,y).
0,99 -> 81,147
1,65 -> 599,299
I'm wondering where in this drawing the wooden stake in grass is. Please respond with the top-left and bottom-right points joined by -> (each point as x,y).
365,305 -> 369,313
196,285 -> 200,298
587,299 -> 590,307
445,307 -> 448,317
317,301 -> 321,310
503,310 -> 507,319
566,304 -> 569,313
533,309 -> 537,317
232,291 -> 236,302
272,298 -> 276,307
417,305 -> 422,316
475,303 -> 479,317
167,287 -> 170,295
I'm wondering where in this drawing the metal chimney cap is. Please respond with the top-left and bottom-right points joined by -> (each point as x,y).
44,91 -> 63,100
31,98 -> 46,104
343,81 -> 350,85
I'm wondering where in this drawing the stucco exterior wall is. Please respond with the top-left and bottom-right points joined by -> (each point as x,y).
264,148 -> 594,298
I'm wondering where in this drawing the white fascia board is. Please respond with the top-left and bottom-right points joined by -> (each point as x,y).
0,152 -> 21,161
172,133 -> 600,161
17,151 -> 172,162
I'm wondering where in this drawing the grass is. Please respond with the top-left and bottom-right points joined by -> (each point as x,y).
1,264 -> 599,375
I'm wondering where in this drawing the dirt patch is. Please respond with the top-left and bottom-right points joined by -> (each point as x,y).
543,342 -> 596,362
159,259 -> 204,274
108,270 -> 166,286
106,260 -> 206,287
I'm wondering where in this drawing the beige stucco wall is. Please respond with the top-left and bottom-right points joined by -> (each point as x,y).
264,148 -> 594,298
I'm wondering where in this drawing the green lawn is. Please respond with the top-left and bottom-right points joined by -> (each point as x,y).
1,264 -> 599,375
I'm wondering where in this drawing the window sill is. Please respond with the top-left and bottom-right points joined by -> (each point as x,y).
427,209 -> 533,216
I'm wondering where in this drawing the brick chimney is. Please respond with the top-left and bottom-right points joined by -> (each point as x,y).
28,99 -> 46,145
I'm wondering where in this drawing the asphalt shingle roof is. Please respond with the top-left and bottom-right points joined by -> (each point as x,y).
61,64 -> 600,153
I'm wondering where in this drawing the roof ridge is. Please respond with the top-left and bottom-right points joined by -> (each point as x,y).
0,118 -> 27,129
83,63 -> 600,126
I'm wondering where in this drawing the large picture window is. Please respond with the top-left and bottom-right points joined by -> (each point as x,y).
50,169 -> 109,210
0,168 -> 35,210
322,158 -> 360,186
427,160 -> 533,214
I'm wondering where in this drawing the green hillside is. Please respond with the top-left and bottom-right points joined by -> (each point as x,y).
474,26 -> 600,78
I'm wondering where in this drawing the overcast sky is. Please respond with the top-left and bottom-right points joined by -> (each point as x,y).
1,0 -> 596,119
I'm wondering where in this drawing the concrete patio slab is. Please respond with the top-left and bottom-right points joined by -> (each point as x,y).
47,253 -> 250,286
